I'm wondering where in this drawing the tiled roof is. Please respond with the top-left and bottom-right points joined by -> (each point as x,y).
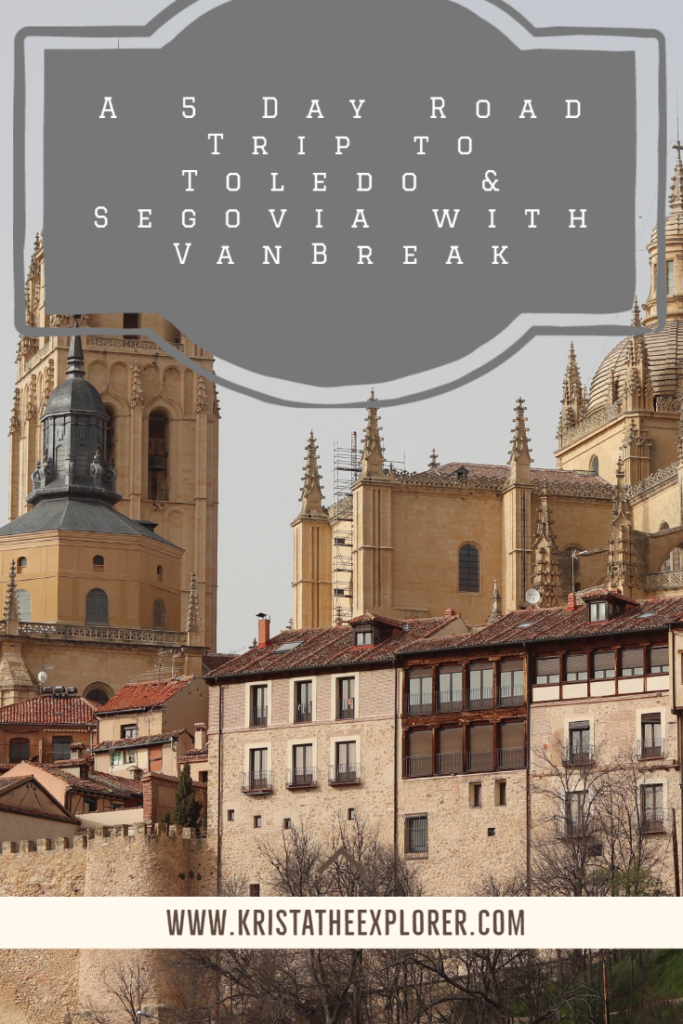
24,764 -> 142,799
396,462 -> 613,498
203,653 -> 237,674
93,730 -> 186,752
402,597 -> 683,654
97,678 -> 194,715
177,746 -> 208,763
0,695 -> 97,726
207,616 -> 463,679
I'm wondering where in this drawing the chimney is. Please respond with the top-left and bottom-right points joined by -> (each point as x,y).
194,722 -> 207,749
70,741 -> 85,761
444,608 -> 456,617
566,592 -> 577,611
257,613 -> 271,647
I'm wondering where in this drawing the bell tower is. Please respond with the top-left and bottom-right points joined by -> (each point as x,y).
9,233 -> 219,650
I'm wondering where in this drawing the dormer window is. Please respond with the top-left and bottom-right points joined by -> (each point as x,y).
589,601 -> 607,622
355,629 -> 374,647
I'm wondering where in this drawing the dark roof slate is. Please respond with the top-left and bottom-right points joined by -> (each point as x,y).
93,730 -> 186,752
0,498 -> 176,545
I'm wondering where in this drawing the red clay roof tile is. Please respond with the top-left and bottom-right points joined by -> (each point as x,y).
96,677 -> 194,715
0,695 -> 97,726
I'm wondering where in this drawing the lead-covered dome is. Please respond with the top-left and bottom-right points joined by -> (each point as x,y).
587,319 -> 683,412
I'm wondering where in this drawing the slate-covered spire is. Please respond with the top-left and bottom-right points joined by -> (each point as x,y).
299,431 -> 325,516
65,316 -> 86,379
508,398 -> 532,484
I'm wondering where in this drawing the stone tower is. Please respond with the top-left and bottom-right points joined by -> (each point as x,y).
10,234 -> 219,649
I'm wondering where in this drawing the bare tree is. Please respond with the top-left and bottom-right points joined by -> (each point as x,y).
82,960 -> 154,1024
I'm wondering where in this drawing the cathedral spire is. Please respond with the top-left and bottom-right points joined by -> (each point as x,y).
631,295 -> 642,327
428,448 -> 439,470
670,139 -> 683,214
185,571 -> 202,637
299,431 -> 325,516
557,343 -> 584,441
508,398 -> 532,484
65,316 -> 85,379
360,390 -> 389,479
531,494 -> 561,606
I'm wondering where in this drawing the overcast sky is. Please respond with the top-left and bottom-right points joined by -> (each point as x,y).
2,0 -> 681,653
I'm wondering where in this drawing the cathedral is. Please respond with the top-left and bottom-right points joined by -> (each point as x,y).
0,235 -> 219,705
293,145 -> 683,629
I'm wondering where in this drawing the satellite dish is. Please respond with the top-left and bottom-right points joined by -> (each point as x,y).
525,588 -> 541,605
37,670 -> 48,684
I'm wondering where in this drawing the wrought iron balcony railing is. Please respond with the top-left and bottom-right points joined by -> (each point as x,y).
561,743 -> 595,767
405,696 -> 432,716
250,707 -> 268,728
436,691 -> 463,713
468,689 -> 494,711
295,702 -> 312,723
435,752 -> 463,775
286,767 -> 317,788
337,698 -> 355,720
497,747 -> 526,769
467,750 -> 495,772
554,816 -> 595,841
637,739 -> 667,759
640,809 -> 668,834
404,755 -> 432,778
329,763 -> 361,785
499,691 -> 525,707
241,771 -> 273,794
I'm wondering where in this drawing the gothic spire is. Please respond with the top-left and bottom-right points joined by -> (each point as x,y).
428,448 -> 439,470
299,431 -> 325,516
557,343 -> 584,440
185,571 -> 202,636
670,139 -> 683,214
4,560 -> 19,630
531,494 -> 561,606
360,390 -> 389,479
508,398 -> 532,484
486,579 -> 502,624
65,315 -> 85,379
631,295 -> 642,327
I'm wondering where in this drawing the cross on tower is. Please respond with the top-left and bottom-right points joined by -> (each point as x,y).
673,139 -> 683,159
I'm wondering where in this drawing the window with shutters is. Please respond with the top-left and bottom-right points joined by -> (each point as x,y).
649,646 -> 669,674
15,589 -> 31,622
406,670 -> 432,715
436,726 -> 462,775
592,650 -> 615,679
85,588 -> 109,625
153,598 -> 166,630
640,713 -> 663,759
620,647 -> 644,677
500,658 -> 524,705
405,729 -> 432,777
458,544 -> 480,592
405,814 -> 428,855
564,653 -> 588,681
51,736 -> 73,761
437,665 -> 462,712
468,662 -> 494,709
467,723 -> 494,772
498,721 -> 525,769
535,656 -> 560,685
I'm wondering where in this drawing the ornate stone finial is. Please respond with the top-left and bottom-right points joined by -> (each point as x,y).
185,572 -> 202,636
89,448 -> 104,486
486,579 -> 502,624
130,361 -> 144,408
299,431 -> 325,516
195,377 -> 209,414
8,388 -> 20,436
428,448 -> 440,470
608,458 -> 635,594
65,316 -> 85,379
531,494 -> 561,607
4,560 -> 19,632
670,139 -> 683,214
557,343 -> 584,441
360,391 -> 389,479
24,375 -> 37,422
623,333 -> 653,412
631,295 -> 642,327
677,397 -> 683,462
508,398 -> 532,484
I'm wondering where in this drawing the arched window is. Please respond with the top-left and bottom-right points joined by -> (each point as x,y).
589,455 -> 599,476
153,598 -> 166,630
147,410 -> 169,501
17,557 -> 27,573
9,738 -> 29,763
86,588 -> 109,625
84,683 -> 112,706
458,544 -> 480,592
93,556 -> 104,574
156,564 -> 163,581
15,589 -> 31,622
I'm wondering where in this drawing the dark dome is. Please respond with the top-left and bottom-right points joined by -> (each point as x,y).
44,374 -> 107,417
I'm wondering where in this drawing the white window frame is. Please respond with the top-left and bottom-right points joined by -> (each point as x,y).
244,680 -> 271,729
244,741 -> 272,774
332,672 -> 360,720
290,676 -> 317,724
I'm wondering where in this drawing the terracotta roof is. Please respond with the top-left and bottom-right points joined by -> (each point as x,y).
397,462 -> 613,497
348,612 -> 407,629
34,764 -> 143,798
401,597 -> 683,654
93,730 -> 187,752
203,653 -> 237,674
0,776 -> 79,823
97,678 -> 194,715
0,695 -> 97,726
177,746 -> 208,763
207,616 -> 462,679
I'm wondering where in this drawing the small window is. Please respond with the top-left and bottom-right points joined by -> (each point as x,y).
355,629 -> 374,647
153,598 -> 166,630
227,809 -> 235,822
642,784 -> 665,832
52,736 -> 72,760
592,650 -> 615,679
199,771 -> 208,784
15,589 -> 31,622
250,686 -> 268,727
9,738 -> 29,763
496,780 -> 507,806
405,814 -> 428,854
295,680 -> 312,722
16,557 -> 27,573
84,798 -> 97,812
121,724 -> 138,739
111,750 -> 123,767
650,647 -> 669,674
93,555 -> 104,570
283,818 -> 292,830
667,260 -> 675,296
641,713 -> 662,758
333,588 -> 345,597
469,662 -> 494,708
620,647 -> 644,677
86,588 -> 109,625
589,601 -> 607,622
459,544 -> 480,592
535,656 -> 560,685
348,808 -> 356,821
564,653 -> 588,682
567,722 -> 592,764
249,883 -> 261,896
253,816 -> 262,829
156,565 -> 163,580
333,537 -> 348,546
589,455 -> 599,476
470,783 -> 482,808
123,313 -> 140,329
337,677 -> 355,719
124,750 -> 137,765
